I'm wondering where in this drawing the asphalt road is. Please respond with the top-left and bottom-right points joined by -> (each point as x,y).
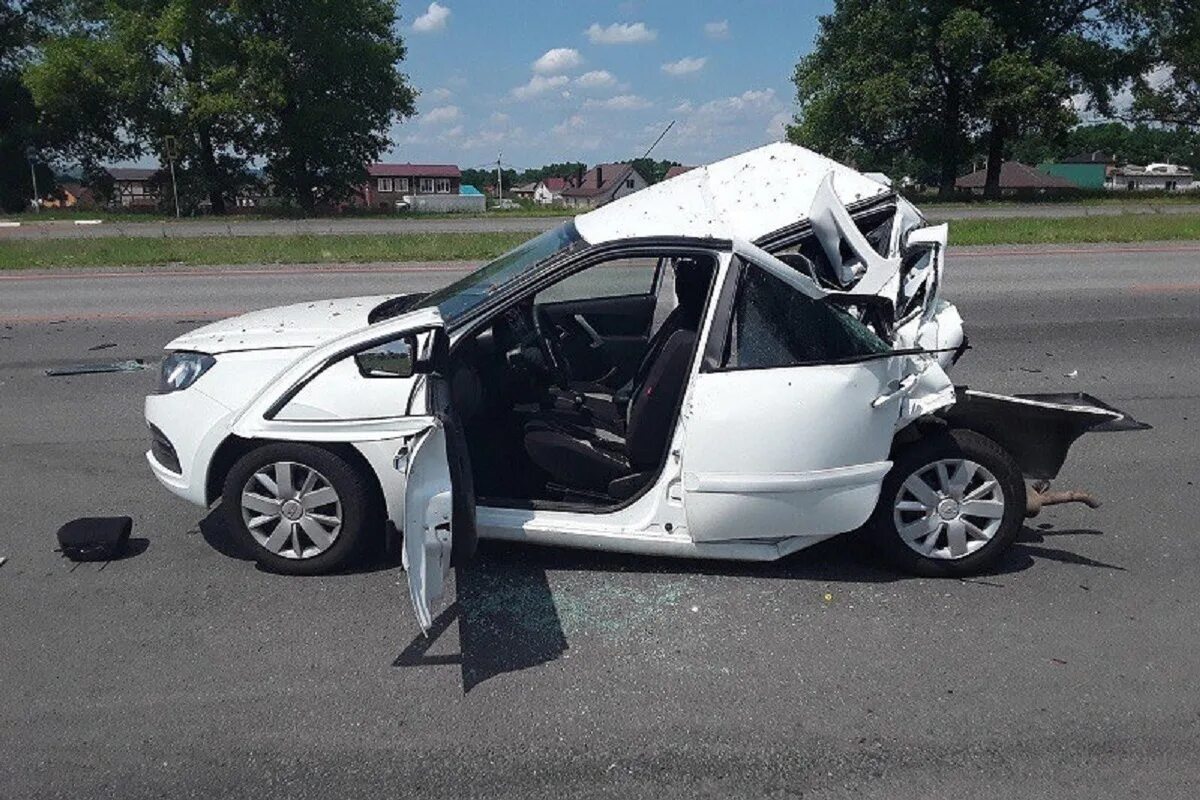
0,244 -> 1197,798
4,201 -> 1200,239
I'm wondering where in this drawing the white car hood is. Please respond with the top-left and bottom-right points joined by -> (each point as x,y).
167,295 -> 393,354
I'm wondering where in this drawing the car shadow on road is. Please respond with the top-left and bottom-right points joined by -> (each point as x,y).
392,558 -> 569,694
199,504 -> 407,575
389,532 -> 1053,694
200,503 -> 1119,693
1014,525 -> 1126,572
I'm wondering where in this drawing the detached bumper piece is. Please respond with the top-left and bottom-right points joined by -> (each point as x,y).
941,389 -> 1150,481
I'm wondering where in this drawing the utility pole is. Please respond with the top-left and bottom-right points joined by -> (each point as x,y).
164,136 -> 181,218
25,146 -> 39,213
495,152 -> 503,203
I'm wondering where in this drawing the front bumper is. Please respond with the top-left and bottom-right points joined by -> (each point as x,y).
144,386 -> 236,507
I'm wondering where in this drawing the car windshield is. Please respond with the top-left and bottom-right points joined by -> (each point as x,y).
413,221 -> 584,323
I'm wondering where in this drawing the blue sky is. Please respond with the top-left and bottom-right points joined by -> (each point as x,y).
392,1 -> 833,171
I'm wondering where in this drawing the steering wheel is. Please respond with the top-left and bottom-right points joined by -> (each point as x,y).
531,303 -> 573,390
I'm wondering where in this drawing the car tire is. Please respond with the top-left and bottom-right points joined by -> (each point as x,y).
221,443 -> 376,575
866,428 -> 1025,578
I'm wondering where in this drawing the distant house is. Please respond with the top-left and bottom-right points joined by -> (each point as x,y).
663,165 -> 696,181
42,182 -> 96,209
560,163 -> 649,209
955,161 -> 1079,196
1107,163 -> 1195,192
107,167 -> 161,208
510,182 -> 538,201
533,176 -> 571,205
362,163 -> 461,209
1039,151 -> 1115,190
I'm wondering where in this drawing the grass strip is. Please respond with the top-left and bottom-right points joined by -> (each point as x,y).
0,232 -> 530,270
948,213 -> 1200,246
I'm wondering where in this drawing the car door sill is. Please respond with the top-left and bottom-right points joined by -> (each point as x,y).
475,512 -> 828,562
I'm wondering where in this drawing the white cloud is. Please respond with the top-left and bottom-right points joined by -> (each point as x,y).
533,47 -> 584,75
575,70 -> 618,90
427,87 -> 453,102
704,20 -> 730,40
584,94 -> 652,111
412,2 -> 450,33
512,74 -> 570,100
552,114 -> 586,136
420,105 -> 460,126
445,125 -> 464,138
673,89 -> 788,158
662,56 -> 707,77
700,89 -> 779,115
490,111 -> 511,125
766,111 -> 791,140
585,21 -> 657,45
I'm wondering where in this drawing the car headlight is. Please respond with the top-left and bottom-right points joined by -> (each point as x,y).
158,351 -> 216,393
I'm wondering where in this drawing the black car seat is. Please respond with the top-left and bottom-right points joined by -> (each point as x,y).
524,327 -> 697,498
542,256 -> 714,433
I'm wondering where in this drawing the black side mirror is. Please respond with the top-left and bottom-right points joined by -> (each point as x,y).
355,336 -> 416,378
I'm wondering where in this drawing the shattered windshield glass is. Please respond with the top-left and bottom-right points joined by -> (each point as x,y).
411,221 -> 585,323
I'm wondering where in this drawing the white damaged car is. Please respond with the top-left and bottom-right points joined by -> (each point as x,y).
144,143 -> 1144,630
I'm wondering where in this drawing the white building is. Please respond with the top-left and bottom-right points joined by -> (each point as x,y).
1107,163 -> 1195,192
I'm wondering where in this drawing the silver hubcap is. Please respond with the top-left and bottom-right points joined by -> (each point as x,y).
893,458 -> 1006,560
240,461 -> 342,560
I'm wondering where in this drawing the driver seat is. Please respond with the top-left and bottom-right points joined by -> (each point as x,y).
543,255 -> 714,433
524,327 -> 697,499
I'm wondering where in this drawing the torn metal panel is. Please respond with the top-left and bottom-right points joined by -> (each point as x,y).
807,172 -> 901,294
46,359 -> 147,376
940,390 -> 1148,480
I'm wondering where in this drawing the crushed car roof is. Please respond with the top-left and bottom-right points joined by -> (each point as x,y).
573,142 -> 893,246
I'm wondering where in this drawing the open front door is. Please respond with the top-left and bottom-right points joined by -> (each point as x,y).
682,251 -> 927,543
402,421 -> 453,632
401,409 -> 477,633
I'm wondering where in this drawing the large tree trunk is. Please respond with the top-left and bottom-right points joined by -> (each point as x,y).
937,76 -> 962,198
984,116 -> 1007,199
196,124 -> 226,215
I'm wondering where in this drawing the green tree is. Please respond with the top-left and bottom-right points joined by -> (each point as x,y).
630,158 -> 680,184
241,0 -> 416,209
0,0 -> 60,212
23,0 -> 415,213
1129,0 -> 1200,128
1015,122 -> 1200,170
25,0 -> 255,213
790,1 -> 1139,197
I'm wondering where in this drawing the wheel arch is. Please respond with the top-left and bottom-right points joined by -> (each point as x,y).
206,435 -> 387,528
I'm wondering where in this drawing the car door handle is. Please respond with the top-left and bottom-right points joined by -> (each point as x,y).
573,314 -> 605,348
871,374 -> 919,408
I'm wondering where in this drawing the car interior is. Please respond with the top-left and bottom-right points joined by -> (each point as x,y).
444,250 -> 718,510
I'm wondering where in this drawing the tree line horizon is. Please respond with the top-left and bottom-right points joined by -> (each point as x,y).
788,1 -> 1199,197
3,1 -> 1198,213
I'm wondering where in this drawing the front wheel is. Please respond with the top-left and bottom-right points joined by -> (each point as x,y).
221,443 -> 375,575
866,428 -> 1026,577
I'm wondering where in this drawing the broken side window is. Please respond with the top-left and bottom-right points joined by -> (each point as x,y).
896,246 -> 934,322
852,204 -> 897,258
722,262 -> 891,370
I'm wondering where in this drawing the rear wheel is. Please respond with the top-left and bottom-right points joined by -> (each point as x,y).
222,443 -> 374,575
867,428 -> 1025,577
